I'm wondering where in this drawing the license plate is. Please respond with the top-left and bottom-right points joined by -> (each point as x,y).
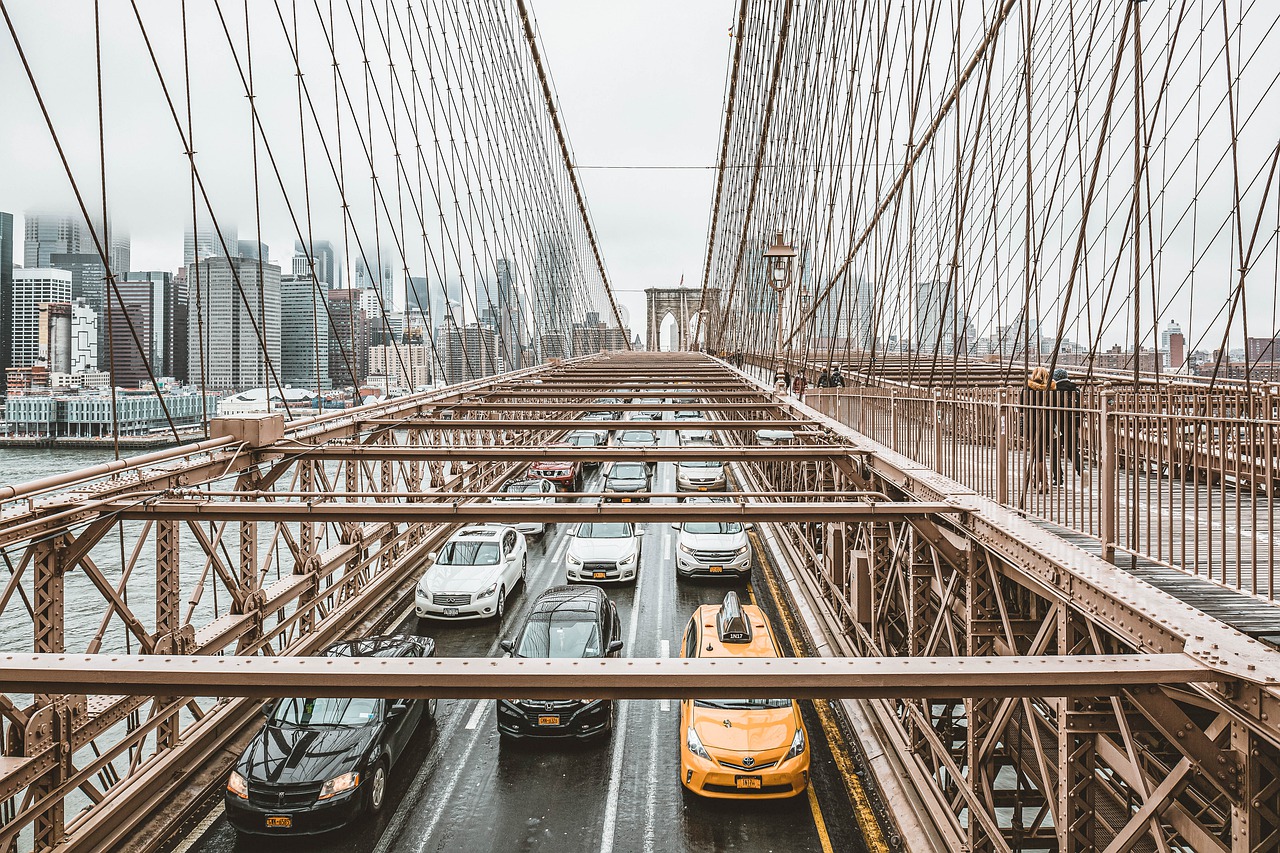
537,715 -> 560,726
698,487 -> 708,491
443,607 -> 459,617
266,815 -> 292,829
735,776 -> 761,790
621,497 -> 632,503
593,572 -> 606,579
710,566 -> 723,573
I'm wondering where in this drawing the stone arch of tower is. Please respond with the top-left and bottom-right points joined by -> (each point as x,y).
645,287 -> 719,352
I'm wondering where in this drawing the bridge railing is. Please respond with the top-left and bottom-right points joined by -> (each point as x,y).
809,387 -> 1280,600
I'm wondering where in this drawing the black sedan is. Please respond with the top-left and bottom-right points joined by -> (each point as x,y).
497,585 -> 623,741
224,635 -> 436,836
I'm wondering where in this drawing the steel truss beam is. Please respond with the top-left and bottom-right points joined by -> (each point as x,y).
0,654 -> 1212,700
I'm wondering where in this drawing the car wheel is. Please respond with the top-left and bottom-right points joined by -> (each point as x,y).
366,760 -> 388,815
495,586 -> 507,620
427,698 -> 438,717
521,554 -> 528,585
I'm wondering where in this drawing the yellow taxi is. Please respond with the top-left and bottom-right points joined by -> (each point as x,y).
678,591 -> 809,799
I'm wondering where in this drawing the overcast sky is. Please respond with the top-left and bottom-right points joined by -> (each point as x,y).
0,1 -> 735,328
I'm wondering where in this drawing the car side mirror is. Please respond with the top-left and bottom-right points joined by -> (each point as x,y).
388,699 -> 411,717
500,639 -> 515,654
670,522 -> 679,529
606,639 -> 624,655
427,551 -> 438,563
636,528 -> 646,536
746,523 -> 756,531
261,699 -> 278,718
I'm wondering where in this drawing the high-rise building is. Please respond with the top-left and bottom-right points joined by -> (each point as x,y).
369,343 -> 433,391
12,269 -> 72,370
327,288 -> 371,387
187,256 -> 281,392
492,259 -> 525,370
280,274 -> 331,391
122,272 -> 187,380
106,287 -> 153,390
49,252 -> 111,357
37,302 -> 72,374
184,220 -> 238,267
438,317 -> 499,383
292,239 -> 337,288
25,212 -> 128,273
237,240 -> 269,262
914,279 -> 968,356
354,250 -> 394,307
1161,321 -> 1185,368
71,299 -> 98,372
0,212 -> 12,392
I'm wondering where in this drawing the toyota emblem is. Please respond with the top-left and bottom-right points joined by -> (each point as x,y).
742,756 -> 755,767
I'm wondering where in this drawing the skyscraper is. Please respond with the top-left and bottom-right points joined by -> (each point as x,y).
123,272 -> 186,380
106,286 -> 153,390
280,274 -> 331,391
292,239 -> 337,288
354,250 -> 393,307
12,269 -> 72,370
49,253 -> 109,358
914,279 -> 968,356
184,220 -> 238,267
186,256 -> 281,392
25,212 -> 128,274
0,213 -> 12,392
327,288 -> 371,387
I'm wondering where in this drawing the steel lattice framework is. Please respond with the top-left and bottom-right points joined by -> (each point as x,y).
0,352 -> 1274,853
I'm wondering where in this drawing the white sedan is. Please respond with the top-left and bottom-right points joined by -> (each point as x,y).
416,525 -> 527,621
491,477 -> 558,536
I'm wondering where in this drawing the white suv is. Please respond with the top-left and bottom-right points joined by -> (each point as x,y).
416,525 -> 527,620
674,518 -> 751,580
566,521 -> 644,583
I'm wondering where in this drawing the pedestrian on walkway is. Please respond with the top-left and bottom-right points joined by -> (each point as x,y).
1021,366 -> 1052,494
792,373 -> 807,399
1049,368 -> 1085,485
830,365 -> 845,387
817,368 -> 831,387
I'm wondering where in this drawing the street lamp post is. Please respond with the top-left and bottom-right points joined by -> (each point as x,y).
763,230 -> 797,377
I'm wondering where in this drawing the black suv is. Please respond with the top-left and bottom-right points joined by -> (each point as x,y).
603,461 -> 651,502
224,635 -> 435,836
497,586 -> 623,740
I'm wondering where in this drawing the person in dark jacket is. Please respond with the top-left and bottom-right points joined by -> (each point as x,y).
817,368 -> 831,387
1021,366 -> 1052,493
1049,367 -> 1083,484
830,366 -> 845,387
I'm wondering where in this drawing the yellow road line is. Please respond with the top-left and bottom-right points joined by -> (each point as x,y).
750,531 -> 891,853
807,784 -> 836,853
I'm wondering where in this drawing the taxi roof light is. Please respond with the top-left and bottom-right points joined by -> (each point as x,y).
716,591 -> 753,644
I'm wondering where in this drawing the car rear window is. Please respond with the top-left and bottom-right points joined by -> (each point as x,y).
503,481 -> 543,494
621,431 -> 655,442
610,463 -> 647,479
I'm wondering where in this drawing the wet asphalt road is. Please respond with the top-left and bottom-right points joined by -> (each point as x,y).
186,432 -> 868,853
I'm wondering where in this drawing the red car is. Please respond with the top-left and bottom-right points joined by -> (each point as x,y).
530,444 -> 584,492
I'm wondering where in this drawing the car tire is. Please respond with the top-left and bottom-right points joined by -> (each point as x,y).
495,586 -> 507,620
427,698 -> 438,717
521,555 -> 528,585
366,760 -> 388,816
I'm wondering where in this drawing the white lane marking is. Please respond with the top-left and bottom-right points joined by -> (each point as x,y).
410,701 -> 491,852
171,803 -> 224,853
373,520 -> 574,853
659,640 -> 671,712
464,700 -> 488,731
599,513 -> 649,853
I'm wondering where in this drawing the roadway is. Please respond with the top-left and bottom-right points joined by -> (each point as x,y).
180,428 -> 870,853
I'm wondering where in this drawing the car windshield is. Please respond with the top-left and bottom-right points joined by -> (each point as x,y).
681,460 -> 722,469
270,697 -> 382,727
621,431 -> 654,442
439,540 -> 500,565
568,434 -> 599,446
682,522 -> 743,535
610,463 -> 647,479
502,481 -> 543,494
694,699 -> 792,710
516,613 -> 602,658
578,522 -> 633,539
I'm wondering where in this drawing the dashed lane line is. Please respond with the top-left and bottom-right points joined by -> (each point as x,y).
464,700 -> 487,731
